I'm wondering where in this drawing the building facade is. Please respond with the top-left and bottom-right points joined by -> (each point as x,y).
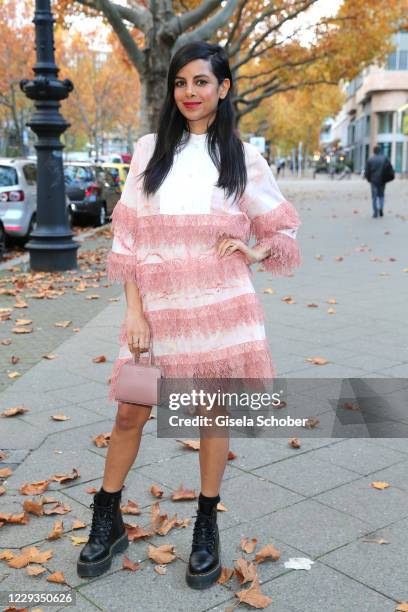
323,31 -> 408,175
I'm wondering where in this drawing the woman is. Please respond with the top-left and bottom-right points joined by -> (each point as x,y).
77,41 -> 301,589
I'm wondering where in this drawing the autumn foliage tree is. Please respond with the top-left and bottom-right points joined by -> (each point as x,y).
52,0 -> 405,134
55,29 -> 140,156
0,0 -> 35,156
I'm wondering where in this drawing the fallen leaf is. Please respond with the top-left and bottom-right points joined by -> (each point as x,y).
1,338 -> 12,345
20,480 -> 50,495
240,537 -> 257,554
362,538 -> 389,544
147,543 -> 176,564
42,354 -> 58,360
371,481 -> 390,490
122,555 -> 141,571
46,571 -> 66,584
0,550 -> 14,560
10,355 -> 20,364
289,438 -> 301,448
43,502 -> 71,515
23,499 -> 44,517
29,549 -> 53,564
121,499 -> 140,515
171,483 -> 197,501
306,356 -> 329,365
7,371 -> 20,378
54,320 -> 71,328
303,417 -> 320,429
218,566 -> 234,584
0,485 -> 6,495
72,519 -> 87,530
327,308 -> 336,314
234,557 -> 257,584
93,432 -> 111,447
176,439 -> 200,450
86,487 -> 98,494
51,414 -> 70,421
48,519 -> 64,540
254,543 -> 281,563
12,327 -> 33,333
71,535 -> 89,546
51,467 -> 80,483
335,256 -> 344,261
1,405 -> 29,417
281,295 -> 295,304
125,523 -> 153,541
396,603 -> 408,612
327,298 -> 337,304
217,502 -> 228,511
154,564 -> 167,574
26,564 -> 47,576
236,576 -> 272,609
343,402 -> 359,411
307,303 -> 319,308
150,484 -> 164,498
15,318 -> 32,326
228,450 -> 237,460
263,288 -> 275,294
92,355 -> 107,363
0,467 -> 13,478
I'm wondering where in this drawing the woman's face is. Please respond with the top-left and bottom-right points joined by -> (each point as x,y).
173,58 -> 230,132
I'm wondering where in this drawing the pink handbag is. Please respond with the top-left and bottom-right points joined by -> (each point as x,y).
114,346 -> 163,406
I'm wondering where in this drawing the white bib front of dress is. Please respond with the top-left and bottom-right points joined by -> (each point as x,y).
158,132 -> 219,215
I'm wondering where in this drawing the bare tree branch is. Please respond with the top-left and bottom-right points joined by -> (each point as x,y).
235,78 -> 338,119
77,0 -> 151,30
93,0 -> 146,71
224,0 -> 246,49
172,0 -> 241,52
167,0 -> 221,38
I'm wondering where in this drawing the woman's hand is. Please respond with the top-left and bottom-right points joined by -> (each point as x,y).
125,308 -> 151,356
216,237 -> 270,265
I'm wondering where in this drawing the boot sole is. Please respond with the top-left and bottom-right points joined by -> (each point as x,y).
77,532 -> 129,578
185,559 -> 222,589
186,541 -> 222,589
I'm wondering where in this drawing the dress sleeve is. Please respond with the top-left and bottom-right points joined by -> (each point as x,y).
106,135 -> 148,284
242,143 -> 301,275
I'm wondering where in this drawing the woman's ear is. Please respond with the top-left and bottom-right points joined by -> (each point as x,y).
219,78 -> 231,100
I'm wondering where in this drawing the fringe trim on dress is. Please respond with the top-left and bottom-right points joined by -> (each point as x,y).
118,293 -> 265,342
258,233 -> 302,276
250,200 -> 301,238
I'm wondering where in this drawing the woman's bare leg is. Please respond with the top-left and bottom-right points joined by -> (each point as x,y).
102,402 -> 152,492
198,434 -> 230,496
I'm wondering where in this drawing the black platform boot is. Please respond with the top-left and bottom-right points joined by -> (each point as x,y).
186,493 -> 222,589
77,487 -> 129,578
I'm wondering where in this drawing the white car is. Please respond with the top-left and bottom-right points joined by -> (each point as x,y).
0,158 -> 71,245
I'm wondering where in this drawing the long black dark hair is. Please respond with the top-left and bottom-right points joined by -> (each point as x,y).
141,41 -> 247,203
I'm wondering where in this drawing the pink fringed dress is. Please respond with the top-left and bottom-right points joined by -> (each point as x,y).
106,131 -> 301,401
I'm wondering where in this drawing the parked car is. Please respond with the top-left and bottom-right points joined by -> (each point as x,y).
0,158 -> 71,245
64,162 -> 124,226
0,219 -> 5,260
95,163 -> 130,193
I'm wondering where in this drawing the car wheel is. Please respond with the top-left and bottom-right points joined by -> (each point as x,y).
95,204 -> 107,227
0,224 -> 5,260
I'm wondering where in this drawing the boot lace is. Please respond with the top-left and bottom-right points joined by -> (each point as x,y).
192,512 -> 217,552
89,502 -> 114,539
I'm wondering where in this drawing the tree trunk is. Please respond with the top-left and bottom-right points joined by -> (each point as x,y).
138,51 -> 171,136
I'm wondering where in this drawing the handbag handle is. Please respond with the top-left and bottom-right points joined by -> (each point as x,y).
132,341 -> 154,365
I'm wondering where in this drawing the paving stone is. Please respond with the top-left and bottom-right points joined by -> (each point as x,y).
305,438 -> 408,475
314,475 -> 408,529
320,516 -> 408,602
252,453 -> 360,497
255,560 -> 395,612
250,499 -> 372,557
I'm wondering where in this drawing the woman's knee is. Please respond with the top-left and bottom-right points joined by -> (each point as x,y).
115,402 -> 152,431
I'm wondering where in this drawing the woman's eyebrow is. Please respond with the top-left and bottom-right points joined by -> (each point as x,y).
175,74 -> 209,79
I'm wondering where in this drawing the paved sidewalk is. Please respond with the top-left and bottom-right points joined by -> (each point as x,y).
0,177 -> 407,612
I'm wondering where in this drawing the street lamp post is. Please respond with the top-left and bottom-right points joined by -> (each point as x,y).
19,0 -> 79,271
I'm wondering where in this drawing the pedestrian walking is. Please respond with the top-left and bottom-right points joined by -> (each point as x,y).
364,144 -> 395,217
77,41 -> 301,589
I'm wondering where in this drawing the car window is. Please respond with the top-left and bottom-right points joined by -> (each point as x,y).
64,166 -> 89,182
23,164 -> 37,185
0,165 -> 18,187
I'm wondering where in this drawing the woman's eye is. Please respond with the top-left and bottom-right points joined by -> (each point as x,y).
197,80 -> 207,86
